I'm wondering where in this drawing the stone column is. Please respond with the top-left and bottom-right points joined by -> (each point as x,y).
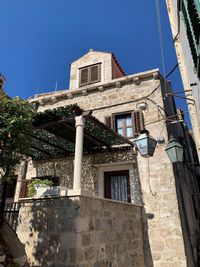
73,115 -> 85,191
14,160 -> 27,202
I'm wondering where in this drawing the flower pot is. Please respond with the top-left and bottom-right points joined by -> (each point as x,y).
34,185 -> 60,197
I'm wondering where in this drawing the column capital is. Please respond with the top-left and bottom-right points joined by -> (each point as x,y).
75,115 -> 85,127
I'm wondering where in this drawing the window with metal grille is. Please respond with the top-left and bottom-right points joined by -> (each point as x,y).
79,64 -> 101,86
105,110 -> 144,138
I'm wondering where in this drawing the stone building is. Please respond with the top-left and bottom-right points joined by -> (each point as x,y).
165,0 -> 200,161
12,50 -> 200,266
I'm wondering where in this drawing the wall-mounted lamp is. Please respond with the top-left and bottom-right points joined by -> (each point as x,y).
135,129 -> 157,157
165,137 -> 183,163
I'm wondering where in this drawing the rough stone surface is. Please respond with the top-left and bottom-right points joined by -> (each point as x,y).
26,77 -> 188,265
16,53 -> 195,266
34,150 -> 141,203
17,196 -> 145,267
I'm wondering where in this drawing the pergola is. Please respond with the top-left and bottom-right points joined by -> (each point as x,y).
29,104 -> 133,193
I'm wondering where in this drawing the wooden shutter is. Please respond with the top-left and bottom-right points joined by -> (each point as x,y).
105,116 -> 112,129
80,68 -> 89,85
104,172 -> 111,200
19,180 -> 31,198
90,65 -> 100,82
133,110 -> 144,136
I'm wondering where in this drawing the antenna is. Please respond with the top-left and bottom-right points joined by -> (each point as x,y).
55,81 -> 58,92
36,84 -> 39,95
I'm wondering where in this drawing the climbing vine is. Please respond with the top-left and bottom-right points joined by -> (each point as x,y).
0,97 -> 36,180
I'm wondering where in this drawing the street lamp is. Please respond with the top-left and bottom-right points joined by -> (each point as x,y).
135,129 -> 157,157
165,137 -> 183,163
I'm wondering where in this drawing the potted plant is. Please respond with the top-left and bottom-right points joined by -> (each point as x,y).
28,179 -> 60,198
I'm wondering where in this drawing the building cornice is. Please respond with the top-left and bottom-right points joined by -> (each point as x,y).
29,68 -> 160,105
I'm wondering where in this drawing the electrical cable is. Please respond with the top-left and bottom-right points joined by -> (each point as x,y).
165,63 -> 179,79
147,98 -> 165,111
145,111 -> 189,126
84,84 -> 161,113
145,84 -> 161,98
146,97 -> 166,122
155,0 -> 167,96
148,158 -> 157,196
173,94 -> 195,103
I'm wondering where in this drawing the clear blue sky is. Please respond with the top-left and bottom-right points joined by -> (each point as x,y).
0,0 -> 189,123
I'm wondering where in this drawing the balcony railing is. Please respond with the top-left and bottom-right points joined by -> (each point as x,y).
4,202 -> 20,232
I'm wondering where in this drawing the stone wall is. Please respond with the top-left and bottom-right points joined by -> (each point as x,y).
17,196 -> 145,267
34,149 -> 142,205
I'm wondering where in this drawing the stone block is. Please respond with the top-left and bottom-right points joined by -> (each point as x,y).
69,248 -> 76,263
56,248 -> 69,263
95,218 -> 101,231
82,233 -> 91,246
84,246 -> 95,261
75,218 -> 89,233
97,244 -> 106,261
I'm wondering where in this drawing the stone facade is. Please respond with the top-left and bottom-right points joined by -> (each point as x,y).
165,0 -> 200,161
32,149 -> 142,205
17,196 -> 145,267
15,50 -> 200,266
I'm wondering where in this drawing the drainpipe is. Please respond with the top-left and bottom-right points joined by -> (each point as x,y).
73,115 -> 85,191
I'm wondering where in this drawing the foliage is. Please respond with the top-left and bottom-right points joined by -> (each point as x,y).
28,179 -> 53,197
33,104 -> 82,126
0,97 -> 36,180
30,104 -> 129,160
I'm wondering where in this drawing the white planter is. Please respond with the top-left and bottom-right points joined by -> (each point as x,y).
34,185 -> 60,197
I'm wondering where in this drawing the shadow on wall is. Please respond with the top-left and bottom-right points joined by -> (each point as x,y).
142,209 -> 154,267
131,163 -> 154,267
0,220 -> 27,266
17,197 -> 78,267
16,196 -> 151,267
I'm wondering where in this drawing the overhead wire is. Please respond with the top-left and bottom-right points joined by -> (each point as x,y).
155,0 -> 167,83
165,63 -> 179,79
145,111 -> 189,126
147,158 -> 157,196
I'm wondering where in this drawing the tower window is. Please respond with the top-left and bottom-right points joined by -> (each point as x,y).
79,64 -> 101,86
